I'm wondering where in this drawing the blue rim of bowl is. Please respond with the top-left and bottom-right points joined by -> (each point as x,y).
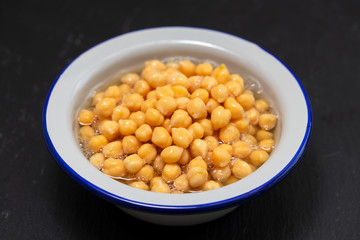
42,27 -> 312,214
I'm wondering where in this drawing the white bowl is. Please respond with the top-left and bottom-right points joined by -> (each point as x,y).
43,27 -> 312,226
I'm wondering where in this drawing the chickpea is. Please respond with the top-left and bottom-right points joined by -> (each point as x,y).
146,90 -> 157,99
256,129 -> 273,141
135,124 -> 153,142
172,85 -> 190,98
121,73 -> 140,86
254,99 -> 269,113
151,127 -> 172,149
102,141 -> 123,158
187,166 -> 208,188
187,97 -> 207,119
112,105 -> 130,122
153,155 -> 165,173
232,160 -> 252,179
134,80 -> 150,97
174,174 -> 190,192
150,176 -> 164,188
129,181 -> 149,191
166,61 -> 179,69
102,158 -> 126,177
236,90 -> 255,110
98,120 -> 119,141
212,64 -> 230,84
232,140 -> 252,159
189,139 -> 208,159
160,146 -> 184,163
225,80 -> 243,97
246,108 -> 260,125
171,128 -> 193,148
156,96 -> 177,116
122,135 -> 141,154
188,156 -> 207,170
188,75 -> 202,92
78,109 -> 95,125
137,143 -> 157,163
211,106 -> 231,130
155,85 -> 174,99
234,118 -> 250,132
145,108 -> 164,127
206,98 -> 220,114
118,119 -> 137,136
195,62 -> 213,76
89,135 -> 108,152
258,138 -> 275,153
211,145 -> 232,167
146,59 -> 166,71
258,113 -> 277,130
141,98 -> 157,112
211,165 -> 231,182
179,60 -> 196,77
136,165 -> 154,182
166,72 -> 189,88
210,84 -> 228,103
187,122 -> 205,139
178,149 -> 190,165
249,150 -> 269,166
200,76 -> 218,91
202,181 -> 222,191
162,118 -> 172,133
176,97 -> 190,110
224,97 -> 244,120
92,92 -> 104,106
145,71 -> 167,88
123,154 -> 145,174
129,111 -> 146,127
89,153 -> 105,169
95,98 -> 116,119
218,124 -> 240,143
229,74 -> 245,87
79,126 -> 95,141
104,85 -> 122,102
204,136 -> 219,151
124,93 -> 144,112
191,89 -> 209,103
162,163 -> 181,182
119,83 -> 131,94
224,175 -> 240,185
218,143 -> 233,154
170,109 -> 192,128
242,133 -> 257,146
197,118 -> 213,137
151,180 -> 170,193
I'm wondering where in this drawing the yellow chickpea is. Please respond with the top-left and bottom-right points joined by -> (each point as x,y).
89,153 -> 105,169
123,154 -> 145,174
134,80 -> 150,97
259,138 -> 275,152
211,165 -> 231,182
121,73 -> 140,86
145,108 -> 164,127
256,130 -> 273,141
122,135 -> 141,154
88,135 -> 108,152
249,150 -> 269,166
234,118 -> 250,132
129,181 -> 149,191
179,60 -> 196,77
195,62 -> 213,76
206,98 -> 220,114
141,98 -> 157,112
162,118 -> 172,133
211,106 -> 231,130
188,156 -> 208,170
102,141 -> 123,158
146,90 -> 157,99
155,85 -> 174,98
211,145 -> 232,167
219,123 -> 240,143
202,181 -> 222,191
247,124 -> 257,135
200,76 -> 218,91
225,80 -> 243,97
166,72 -> 189,88
151,127 -> 172,149
172,85 -> 190,98
178,149 -> 190,165
162,163 -> 181,182
104,85 -> 122,103
124,93 -> 144,112
129,111 -> 146,127
187,122 -> 204,140
92,92 -> 104,106
98,120 -> 119,141
210,84 -> 228,103
151,179 -> 170,193
175,97 -> 190,110
78,109 -> 95,125
188,75 -> 203,92
224,97 -> 244,120
153,155 -> 165,173
102,158 -> 126,177
246,108 -> 260,125
232,159 -> 253,179
187,166 -> 208,188
118,119 -> 137,136
233,140 -> 252,159
145,71 -> 167,88
170,109 -> 192,128
136,165 -> 154,182
254,99 -> 269,113
212,64 -> 230,84
171,128 -> 193,148
79,126 -> 95,141
135,124 -> 153,142
156,96 -> 177,116
186,97 -> 207,119
112,105 -> 130,122
166,61 -> 179,69
229,73 -> 245,87
95,98 -> 116,119
189,139 -> 208,159
197,118 -> 214,137
119,83 -> 131,94
146,59 -> 166,71
137,143 -> 157,163
258,113 -> 277,130
174,174 -> 190,192
242,133 -> 257,146
236,90 -> 255,110
204,136 -> 219,151
191,89 -> 209,103
160,146 -> 184,163
224,175 -> 240,185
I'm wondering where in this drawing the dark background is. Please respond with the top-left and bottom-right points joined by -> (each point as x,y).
1,0 -> 360,239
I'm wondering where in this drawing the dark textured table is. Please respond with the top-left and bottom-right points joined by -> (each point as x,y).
1,0 -> 360,239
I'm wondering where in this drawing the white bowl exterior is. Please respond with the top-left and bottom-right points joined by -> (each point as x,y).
45,27 -> 310,211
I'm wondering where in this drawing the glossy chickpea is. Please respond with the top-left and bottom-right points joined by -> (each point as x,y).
178,149 -> 190,165
166,72 -> 189,88
259,138 -> 275,152
92,92 -> 104,106
225,80 -> 242,97
145,108 -> 164,127
89,153 -> 105,169
151,127 -> 172,149
206,98 -> 220,114
249,150 -> 269,166
129,111 -> 146,127
212,64 -> 230,84
155,85 -> 174,98
195,62 -> 213,76
188,156 -> 208,170
204,136 -> 219,151
219,123 -> 240,143
187,122 -> 205,140
256,130 -> 273,141
102,158 -> 126,177
174,174 -> 190,192
162,163 -> 181,182
89,135 -> 108,152
119,83 -> 131,94
160,146 -> 184,163
156,96 -> 177,116
242,133 -> 257,146
187,166 -> 208,188
98,120 -> 119,141
170,109 -> 192,128
136,165 -> 154,182
200,76 -> 218,91
254,99 -> 269,113
171,128 -> 193,148
229,73 -> 245,87
104,85 -> 122,102
224,175 -> 240,185
153,155 -> 165,173
102,141 -> 123,158
232,159 -> 253,179
179,60 -> 196,77
224,97 -> 244,120
211,145 -> 232,167
118,119 -> 137,136
202,181 -> 222,191
189,139 -> 208,159
123,154 -> 145,174
79,126 -> 95,141
137,143 -> 157,163
112,105 -> 130,122
191,88 -> 209,103
188,75 -> 202,92
122,135 -> 141,154
197,118 -> 213,137
247,124 -> 257,135
145,71 -> 167,88
129,181 -> 149,191
134,80 -> 150,97
258,113 -> 277,130
135,124 -> 153,142
211,106 -> 231,130
151,179 -> 170,193
187,97 -> 207,119
246,108 -> 260,125
146,90 -> 157,99
234,118 -> 250,132
141,98 -> 157,112
124,93 -> 144,112
172,85 -> 190,98
162,118 -> 172,133
166,61 -> 179,69
233,140 -> 252,159
145,59 -> 166,71
211,165 -> 231,182
210,84 -> 228,103
175,97 -> 189,110
95,98 -> 116,119
78,109 -> 95,125
121,73 -> 140,87
236,90 -> 255,110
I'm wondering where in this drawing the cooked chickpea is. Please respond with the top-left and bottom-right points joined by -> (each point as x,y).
236,90 -> 255,110
187,97 -> 207,119
145,108 -> 164,127
137,143 -> 157,163
129,111 -> 145,127
162,163 -> 181,182
178,149 -> 190,165
179,60 -> 196,77
88,135 -> 108,152
170,109 -> 192,128
254,99 -> 269,112
187,122 -> 205,139
219,123 -> 240,143
121,73 -> 140,86
191,88 -> 209,103
246,108 -> 260,125
171,128 -> 193,148
234,118 -> 250,132
151,180 -> 170,193
212,64 -> 229,84
195,62 -> 213,76
229,74 -> 244,87
102,158 -> 126,177
153,155 -> 165,173
211,145 -> 232,167
129,181 -> 149,191
145,71 -> 166,88
211,106 -> 231,130
256,129 -> 273,141
122,135 -> 141,154
162,118 -> 172,133
247,124 -> 257,135
78,109 -> 95,125
156,96 -> 177,116
224,175 -> 240,185
258,113 -> 277,130
242,133 -> 258,145
98,120 -> 119,141
124,93 -> 144,112
172,85 -> 190,98
232,159 -> 253,179
136,165 -> 154,182
123,154 -> 145,174
146,90 -> 157,99
92,92 -> 104,106
95,98 -> 116,119
174,174 -> 190,192
188,156 -> 207,170
134,80 -> 150,97
258,138 -> 275,152
202,181 -> 222,191
118,119 -> 137,136
112,105 -> 130,122
233,140 -> 252,159
206,98 -> 220,113
189,139 -> 208,159
135,124 -> 153,142
119,83 -> 131,94
197,118 -> 213,137
249,150 -> 269,166
89,153 -> 105,169
224,97 -> 244,120
204,136 -> 219,151
166,61 -> 179,69
210,84 -> 228,103
155,85 -> 174,98
102,141 -> 123,158
211,165 -> 231,182
187,166 -> 208,188
176,97 -> 190,110
104,85 -> 122,102
225,80 -> 243,97
188,75 -> 202,92
166,72 -> 189,88
146,59 -> 166,71
200,76 -> 218,91
160,146 -> 184,163
141,98 -> 157,112
151,127 -> 172,149
79,126 -> 95,141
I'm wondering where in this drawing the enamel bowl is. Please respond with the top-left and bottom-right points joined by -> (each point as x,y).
43,27 -> 312,226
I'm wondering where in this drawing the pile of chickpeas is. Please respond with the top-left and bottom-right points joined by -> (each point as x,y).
77,59 -> 277,193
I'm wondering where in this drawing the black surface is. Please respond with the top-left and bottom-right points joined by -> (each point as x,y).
1,0 -> 360,239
